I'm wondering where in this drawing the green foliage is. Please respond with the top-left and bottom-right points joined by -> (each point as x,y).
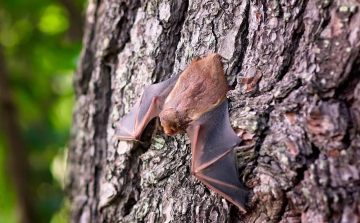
0,137 -> 17,223
0,0 -> 86,222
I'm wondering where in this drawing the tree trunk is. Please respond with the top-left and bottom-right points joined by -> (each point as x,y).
67,0 -> 360,222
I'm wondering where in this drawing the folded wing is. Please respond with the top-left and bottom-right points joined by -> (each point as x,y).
186,100 -> 247,212
115,74 -> 180,141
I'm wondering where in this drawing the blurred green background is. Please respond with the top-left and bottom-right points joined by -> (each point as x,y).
0,0 -> 86,222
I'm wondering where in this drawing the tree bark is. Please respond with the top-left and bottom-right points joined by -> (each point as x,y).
68,0 -> 360,222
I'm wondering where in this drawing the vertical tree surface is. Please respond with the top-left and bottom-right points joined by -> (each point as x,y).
68,0 -> 360,222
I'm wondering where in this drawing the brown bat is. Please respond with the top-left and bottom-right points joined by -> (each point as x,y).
115,53 -> 247,212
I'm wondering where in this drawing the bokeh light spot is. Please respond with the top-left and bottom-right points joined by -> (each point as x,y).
0,29 -> 19,47
38,5 -> 69,35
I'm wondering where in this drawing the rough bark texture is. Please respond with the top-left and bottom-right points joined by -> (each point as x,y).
68,0 -> 360,222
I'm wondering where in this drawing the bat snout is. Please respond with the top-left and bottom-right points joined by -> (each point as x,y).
164,130 -> 175,136
163,126 -> 184,136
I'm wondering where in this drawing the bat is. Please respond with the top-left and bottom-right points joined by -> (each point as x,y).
115,53 -> 247,212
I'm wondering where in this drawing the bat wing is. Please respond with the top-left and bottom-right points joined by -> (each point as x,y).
186,100 -> 247,212
115,74 -> 180,141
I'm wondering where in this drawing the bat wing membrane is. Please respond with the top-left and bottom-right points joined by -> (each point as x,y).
115,74 -> 180,141
186,100 -> 247,212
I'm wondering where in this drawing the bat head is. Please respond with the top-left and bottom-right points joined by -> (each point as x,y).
159,108 -> 186,135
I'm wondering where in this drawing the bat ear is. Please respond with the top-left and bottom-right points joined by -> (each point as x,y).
210,53 -> 221,59
192,56 -> 201,61
211,54 -> 224,74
